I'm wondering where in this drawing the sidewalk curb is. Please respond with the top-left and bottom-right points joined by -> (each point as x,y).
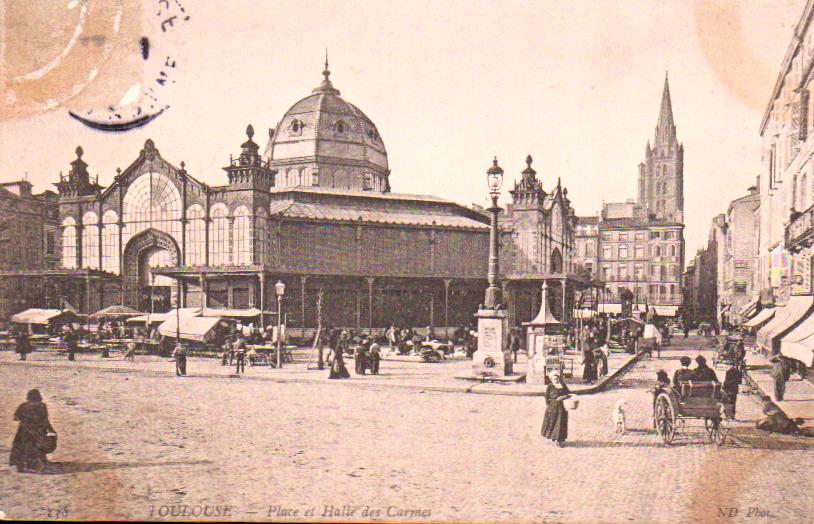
572,351 -> 644,395
0,353 -> 640,397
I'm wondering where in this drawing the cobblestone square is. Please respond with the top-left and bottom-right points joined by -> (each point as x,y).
2,340 -> 812,522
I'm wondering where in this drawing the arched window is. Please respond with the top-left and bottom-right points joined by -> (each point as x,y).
82,211 -> 99,269
62,217 -> 77,269
101,210 -> 120,274
122,172 -> 182,244
233,206 -> 251,265
185,204 -> 206,266
209,203 -> 229,265
654,245 -> 661,257
670,244 -> 677,257
551,248 -> 563,273
287,169 -> 299,187
255,207 -> 268,265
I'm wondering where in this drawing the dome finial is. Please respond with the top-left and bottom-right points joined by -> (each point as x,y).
323,49 -> 330,82
75,145 -> 83,159
246,123 -> 254,139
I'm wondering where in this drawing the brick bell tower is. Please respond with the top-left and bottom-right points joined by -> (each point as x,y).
638,73 -> 684,223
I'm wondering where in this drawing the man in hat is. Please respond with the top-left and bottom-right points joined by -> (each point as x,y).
770,354 -> 786,402
690,355 -> 718,382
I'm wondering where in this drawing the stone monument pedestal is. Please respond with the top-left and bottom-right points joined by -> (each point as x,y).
471,307 -> 510,377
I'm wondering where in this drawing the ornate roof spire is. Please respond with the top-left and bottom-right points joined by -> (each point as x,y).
313,49 -> 340,95
655,71 -> 676,145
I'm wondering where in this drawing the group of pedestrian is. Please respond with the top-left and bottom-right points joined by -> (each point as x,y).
324,327 -> 382,379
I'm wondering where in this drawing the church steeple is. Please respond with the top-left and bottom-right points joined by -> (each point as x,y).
654,72 -> 676,145
639,73 -> 684,224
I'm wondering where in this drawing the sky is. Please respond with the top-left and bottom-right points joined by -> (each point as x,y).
0,0 -> 807,254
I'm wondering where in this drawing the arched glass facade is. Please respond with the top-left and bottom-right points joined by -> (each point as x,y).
62,217 -> 77,269
185,204 -> 206,266
82,211 -> 99,270
233,206 -> 251,265
209,203 -> 229,266
101,210 -> 120,274
122,172 -> 182,251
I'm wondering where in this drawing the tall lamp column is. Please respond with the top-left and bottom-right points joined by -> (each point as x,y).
275,280 -> 286,369
484,157 -> 504,309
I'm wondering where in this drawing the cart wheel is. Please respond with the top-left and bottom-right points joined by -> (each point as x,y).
655,396 -> 675,445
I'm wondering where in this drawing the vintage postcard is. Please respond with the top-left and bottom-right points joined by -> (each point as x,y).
1,1 -> 813,522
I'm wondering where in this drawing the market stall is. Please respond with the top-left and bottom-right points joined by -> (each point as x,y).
10,308 -> 81,335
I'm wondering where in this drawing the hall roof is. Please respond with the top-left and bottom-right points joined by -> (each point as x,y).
267,186 -> 488,230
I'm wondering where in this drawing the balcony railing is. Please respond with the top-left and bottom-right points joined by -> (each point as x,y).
786,203 -> 814,253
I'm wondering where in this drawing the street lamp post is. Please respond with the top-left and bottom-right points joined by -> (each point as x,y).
472,157 -> 510,377
275,280 -> 286,369
484,157 -> 504,309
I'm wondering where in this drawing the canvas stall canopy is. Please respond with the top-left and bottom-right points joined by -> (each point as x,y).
127,308 -> 202,324
89,305 -> 144,319
10,308 -> 80,326
157,316 -> 228,343
200,307 -> 264,318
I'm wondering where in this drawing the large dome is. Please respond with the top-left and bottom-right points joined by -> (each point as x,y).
264,63 -> 390,192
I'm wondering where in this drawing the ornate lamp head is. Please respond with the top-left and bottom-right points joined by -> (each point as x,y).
486,156 -> 504,195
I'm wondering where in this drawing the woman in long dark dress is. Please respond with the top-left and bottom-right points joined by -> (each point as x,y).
328,346 -> 351,379
541,370 -> 571,447
9,389 -> 56,473
582,347 -> 597,383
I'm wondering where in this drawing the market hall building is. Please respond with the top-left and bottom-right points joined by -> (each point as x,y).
11,65 -> 589,332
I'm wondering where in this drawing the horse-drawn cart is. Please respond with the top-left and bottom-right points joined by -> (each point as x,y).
652,381 -> 730,445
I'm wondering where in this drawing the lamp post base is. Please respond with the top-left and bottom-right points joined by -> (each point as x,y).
471,308 -> 511,376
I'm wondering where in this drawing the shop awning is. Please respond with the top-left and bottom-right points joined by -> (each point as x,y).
757,295 -> 814,351
598,303 -> 622,314
573,309 -> 595,319
650,305 -> 679,317
643,324 -> 662,341
779,311 -> 814,366
10,308 -> 79,325
739,297 -> 759,319
158,316 -> 227,343
744,307 -> 775,328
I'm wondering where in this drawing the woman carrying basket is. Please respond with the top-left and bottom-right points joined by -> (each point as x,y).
9,389 -> 57,473
541,369 -> 572,447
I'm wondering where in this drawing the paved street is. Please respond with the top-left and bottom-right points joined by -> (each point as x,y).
1,335 -> 813,523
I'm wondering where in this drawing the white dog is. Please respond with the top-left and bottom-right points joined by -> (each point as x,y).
613,399 -> 628,434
